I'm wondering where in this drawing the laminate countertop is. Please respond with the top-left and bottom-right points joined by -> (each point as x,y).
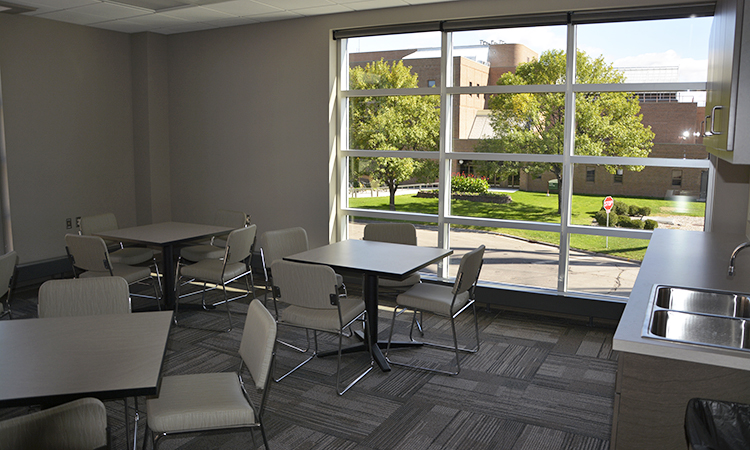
613,228 -> 750,370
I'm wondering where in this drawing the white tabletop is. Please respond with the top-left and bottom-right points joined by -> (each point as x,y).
0,311 -> 173,407
94,222 -> 234,246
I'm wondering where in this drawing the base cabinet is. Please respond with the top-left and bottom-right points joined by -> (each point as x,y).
611,352 -> 750,450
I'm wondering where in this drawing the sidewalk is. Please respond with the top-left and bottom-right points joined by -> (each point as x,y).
348,221 -> 641,299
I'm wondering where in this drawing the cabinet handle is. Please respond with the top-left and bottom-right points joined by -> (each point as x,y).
710,105 -> 723,135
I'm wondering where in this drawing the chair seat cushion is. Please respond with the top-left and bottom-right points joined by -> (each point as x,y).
380,272 -> 420,288
109,247 -> 154,266
79,264 -> 152,284
396,282 -> 469,316
180,244 -> 225,262
146,372 -> 255,433
180,260 -> 249,284
280,297 -> 365,333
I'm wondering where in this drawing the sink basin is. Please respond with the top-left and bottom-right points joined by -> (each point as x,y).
654,286 -> 750,318
649,310 -> 750,350
643,285 -> 750,352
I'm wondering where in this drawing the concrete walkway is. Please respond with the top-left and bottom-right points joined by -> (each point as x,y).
349,221 -> 641,299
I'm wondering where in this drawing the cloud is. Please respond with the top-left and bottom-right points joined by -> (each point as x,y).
613,50 -> 707,82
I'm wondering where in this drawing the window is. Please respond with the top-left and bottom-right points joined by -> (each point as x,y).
338,8 -> 712,300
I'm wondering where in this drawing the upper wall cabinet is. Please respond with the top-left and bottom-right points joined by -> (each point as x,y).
706,0 -> 750,163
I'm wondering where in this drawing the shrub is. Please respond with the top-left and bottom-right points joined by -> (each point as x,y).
628,205 -> 652,217
644,219 -> 658,230
452,173 -> 489,194
618,216 -> 645,229
595,209 -> 619,227
613,200 -> 630,216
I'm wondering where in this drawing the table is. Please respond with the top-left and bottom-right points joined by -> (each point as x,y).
284,239 -> 452,371
94,222 -> 234,308
0,311 -> 173,408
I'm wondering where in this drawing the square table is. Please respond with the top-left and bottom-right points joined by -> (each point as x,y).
94,222 -> 235,308
0,311 -> 173,408
284,239 -> 452,371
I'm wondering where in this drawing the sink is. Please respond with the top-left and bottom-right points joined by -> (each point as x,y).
643,285 -> 750,352
654,286 -> 750,318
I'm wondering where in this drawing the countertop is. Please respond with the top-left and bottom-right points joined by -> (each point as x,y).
613,229 -> 750,370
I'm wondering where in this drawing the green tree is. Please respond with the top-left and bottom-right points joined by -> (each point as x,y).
349,59 -> 440,210
476,49 -> 655,213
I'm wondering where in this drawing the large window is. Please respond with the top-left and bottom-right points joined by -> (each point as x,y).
337,7 -> 713,301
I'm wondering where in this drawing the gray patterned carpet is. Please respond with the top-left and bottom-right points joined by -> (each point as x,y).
2,275 -> 618,450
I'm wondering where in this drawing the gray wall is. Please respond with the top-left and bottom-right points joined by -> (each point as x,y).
0,0 -> 746,266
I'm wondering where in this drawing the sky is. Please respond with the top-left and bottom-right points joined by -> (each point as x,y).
349,16 -> 713,83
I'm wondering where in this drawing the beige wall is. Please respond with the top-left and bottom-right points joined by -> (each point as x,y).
0,0 -> 747,264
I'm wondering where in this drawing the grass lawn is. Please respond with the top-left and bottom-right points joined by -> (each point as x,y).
348,191 -> 705,261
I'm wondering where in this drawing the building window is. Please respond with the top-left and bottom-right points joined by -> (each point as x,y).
672,170 -> 683,187
586,167 -> 596,183
339,8 -> 712,300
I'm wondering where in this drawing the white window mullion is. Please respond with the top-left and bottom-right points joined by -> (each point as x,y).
337,38 -> 349,242
437,31 -> 453,279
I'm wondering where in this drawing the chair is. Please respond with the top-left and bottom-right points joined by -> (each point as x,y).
175,224 -> 257,332
0,397 -> 108,450
386,245 -> 485,376
0,251 -> 17,319
38,277 -> 131,318
270,259 -> 372,395
80,213 -> 161,294
179,209 -> 249,262
143,299 -> 276,450
65,234 -> 161,311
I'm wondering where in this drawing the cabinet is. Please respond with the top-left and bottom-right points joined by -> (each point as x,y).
705,0 -> 750,163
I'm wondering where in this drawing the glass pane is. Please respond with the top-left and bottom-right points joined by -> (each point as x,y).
567,234 -> 644,298
347,217 -> 438,248
449,159 -> 561,224
346,32 -> 441,90
348,94 -> 440,151
347,157 -> 439,214
452,26 -> 567,86
448,225 -> 559,290
570,163 -> 707,232
576,17 -> 712,84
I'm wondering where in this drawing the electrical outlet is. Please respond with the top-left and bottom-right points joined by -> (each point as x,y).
76,217 -> 81,228
66,218 -> 72,229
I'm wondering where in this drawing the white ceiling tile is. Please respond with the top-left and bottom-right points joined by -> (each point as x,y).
116,12 -> 187,26
203,0 -> 279,16
161,5 -> 235,20
293,4 -> 352,16
157,20 -> 217,33
249,10 -> 301,21
203,15 -> 260,26
88,19 -> 154,32
20,0 -> 97,8
345,0 -> 408,11
254,0 -> 333,10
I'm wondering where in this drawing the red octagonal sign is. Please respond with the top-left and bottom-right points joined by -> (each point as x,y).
603,196 -> 614,212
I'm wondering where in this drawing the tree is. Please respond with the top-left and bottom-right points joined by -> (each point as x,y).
349,59 -> 440,210
476,49 -> 655,213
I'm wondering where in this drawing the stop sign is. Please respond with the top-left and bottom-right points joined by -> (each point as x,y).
603,196 -> 614,212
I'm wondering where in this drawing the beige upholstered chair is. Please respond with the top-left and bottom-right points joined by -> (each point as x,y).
270,260 -> 372,395
38,277 -> 131,318
0,251 -> 17,319
143,299 -> 276,450
65,234 -> 161,311
0,397 -> 108,450
175,224 -> 257,332
179,209 -> 249,262
386,245 -> 485,376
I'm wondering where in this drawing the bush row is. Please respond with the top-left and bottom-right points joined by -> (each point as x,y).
610,200 -> 651,217
594,209 -> 658,230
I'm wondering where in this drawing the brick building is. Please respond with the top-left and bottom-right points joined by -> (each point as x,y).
351,43 -> 708,200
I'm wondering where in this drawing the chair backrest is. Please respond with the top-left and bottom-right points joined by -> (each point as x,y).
38,277 -> 131,318
453,245 -> 485,295
363,223 -> 417,246
65,234 -> 112,274
214,209 -> 248,228
270,260 -> 339,310
0,251 -> 17,298
79,213 -> 118,235
0,397 -> 108,450
258,227 -> 308,268
225,224 -> 257,264
239,299 -> 277,391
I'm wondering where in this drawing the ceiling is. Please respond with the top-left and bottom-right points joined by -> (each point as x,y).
1,0 -> 460,35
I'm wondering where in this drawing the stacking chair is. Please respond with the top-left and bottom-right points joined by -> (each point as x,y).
143,299 -> 276,450
270,260 -> 372,395
179,209 -> 249,263
0,251 -> 17,319
0,397 -> 108,450
38,277 -> 131,318
65,234 -> 161,311
80,213 -> 161,295
175,224 -> 257,332
386,245 -> 485,376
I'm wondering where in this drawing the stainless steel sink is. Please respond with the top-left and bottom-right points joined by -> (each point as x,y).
643,285 -> 750,352
654,286 -> 750,318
